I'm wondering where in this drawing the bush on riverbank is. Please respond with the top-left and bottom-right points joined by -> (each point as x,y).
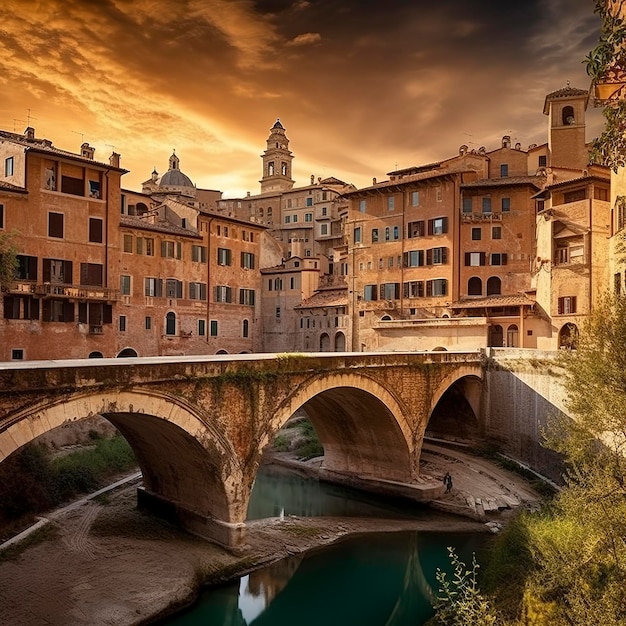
0,435 -> 136,536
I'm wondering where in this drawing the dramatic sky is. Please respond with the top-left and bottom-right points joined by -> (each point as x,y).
1,0 -> 605,197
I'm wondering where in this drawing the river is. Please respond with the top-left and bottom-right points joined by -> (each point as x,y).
160,466 -> 489,626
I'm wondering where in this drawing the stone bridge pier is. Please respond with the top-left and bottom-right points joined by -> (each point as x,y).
0,352 -> 484,549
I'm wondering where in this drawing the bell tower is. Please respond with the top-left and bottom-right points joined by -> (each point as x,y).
260,119 -> 295,193
543,85 -> 589,171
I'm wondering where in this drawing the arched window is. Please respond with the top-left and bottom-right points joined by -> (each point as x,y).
117,348 -> 138,358
468,277 -> 482,296
281,162 -> 287,176
320,333 -> 330,351
562,105 -> 575,125
486,276 -> 501,295
334,332 -> 346,352
242,319 -> 249,338
88,351 -> 104,358
506,324 -> 519,348
559,323 -> 579,349
216,350 -> 228,354
268,161 -> 275,176
165,311 -> 176,335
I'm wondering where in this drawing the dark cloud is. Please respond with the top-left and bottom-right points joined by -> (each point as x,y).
1,0 -> 605,194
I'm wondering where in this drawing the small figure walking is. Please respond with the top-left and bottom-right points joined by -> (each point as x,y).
443,472 -> 453,493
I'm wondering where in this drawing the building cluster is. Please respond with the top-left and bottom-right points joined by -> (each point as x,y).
0,85 -> 618,360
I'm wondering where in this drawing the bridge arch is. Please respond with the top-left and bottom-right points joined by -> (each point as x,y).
0,390 -> 244,525
267,372 -> 415,483
427,366 -> 484,443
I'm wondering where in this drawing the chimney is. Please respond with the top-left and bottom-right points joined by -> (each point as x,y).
310,174 -> 315,185
81,142 -> 95,160
109,152 -> 120,168
24,127 -> 35,140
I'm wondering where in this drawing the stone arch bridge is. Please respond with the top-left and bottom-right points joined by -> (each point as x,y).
0,352 -> 484,548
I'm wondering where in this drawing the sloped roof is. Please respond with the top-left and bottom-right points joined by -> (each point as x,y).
451,294 -> 536,309
295,287 -> 348,310
462,175 -> 545,189
543,86 -> 588,114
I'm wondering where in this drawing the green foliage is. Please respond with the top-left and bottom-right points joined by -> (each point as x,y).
433,548 -> 499,626
585,1 -> 626,82
0,436 -> 137,526
589,100 -> 626,171
0,231 -> 18,291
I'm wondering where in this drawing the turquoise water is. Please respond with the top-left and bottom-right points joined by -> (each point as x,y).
160,468 -> 487,625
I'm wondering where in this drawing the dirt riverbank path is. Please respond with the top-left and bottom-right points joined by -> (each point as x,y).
0,444 -> 544,626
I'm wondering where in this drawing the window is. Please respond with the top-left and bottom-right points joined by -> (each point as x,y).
11,349 -> 23,360
123,234 -> 133,253
210,320 -> 218,336
538,155 -> 547,167
411,191 -> 420,207
492,226 -> 502,240
273,278 -> 283,291
43,258 -> 71,283
563,189 -> 586,203
595,187 -> 609,201
165,279 -> 182,298
88,180 -> 101,198
408,220 -> 425,238
42,299 -> 74,322
364,284 -> 378,301
120,275 -> 131,295
144,277 -> 163,297
427,247 -> 448,265
615,273 -> 622,295
385,227 -> 391,241
426,279 -> 447,297
215,285 -> 233,303
387,196 -> 395,211
48,212 -> 64,238
239,288 -> 256,305
165,311 -> 176,335
242,319 -> 249,338
482,197 -> 492,213
292,214 -> 298,222
403,250 -> 424,267
359,199 -> 366,212
119,315 -> 126,332
354,227 -> 361,243
136,237 -> 154,256
380,283 -> 400,300
486,276 -> 501,295
217,247 -> 232,266
161,240 -> 182,259
284,215 -> 291,224
145,316 -> 152,330
491,253 -> 508,265
500,164 -> 509,177
393,226 -> 399,240
372,228 -> 379,242
320,224 -> 328,235
321,207 -> 327,216
275,307 -> 281,319
462,197 -> 473,213
198,319 -> 206,336
305,212 -> 313,222
403,281 -> 424,298
435,187 -> 442,202
3,295 -> 39,320
61,175 -> 84,196
89,217 -> 103,243
468,277 -> 482,296
80,263 -> 103,286
0,204 -> 4,229
465,252 -> 486,266
428,217 -> 447,235
5,156 -> 14,177
556,247 -> 569,264
557,296 -> 576,314
241,251 -> 256,269
189,282 -> 207,300
16,255 -> 37,280
306,197 -> 313,207
192,245 -> 207,263
501,197 -> 511,212
472,227 -> 481,240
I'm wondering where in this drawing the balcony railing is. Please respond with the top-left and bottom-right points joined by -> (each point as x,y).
10,281 -> 119,301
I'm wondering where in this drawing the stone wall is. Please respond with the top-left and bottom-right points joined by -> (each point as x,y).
483,348 -> 569,482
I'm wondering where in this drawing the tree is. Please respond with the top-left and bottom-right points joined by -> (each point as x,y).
0,231 -> 18,291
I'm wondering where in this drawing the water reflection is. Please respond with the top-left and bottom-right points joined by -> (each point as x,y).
247,466 -> 429,521
163,532 -> 485,626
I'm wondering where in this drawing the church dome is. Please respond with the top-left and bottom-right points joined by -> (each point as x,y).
158,151 -> 195,194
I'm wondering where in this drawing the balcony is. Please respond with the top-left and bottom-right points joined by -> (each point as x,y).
461,212 -> 503,223
89,325 -> 104,335
33,284 -> 119,301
